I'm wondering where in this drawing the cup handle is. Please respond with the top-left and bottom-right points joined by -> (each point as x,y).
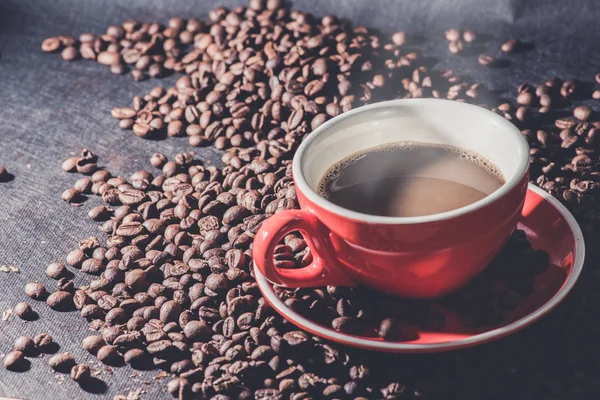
254,209 -> 356,288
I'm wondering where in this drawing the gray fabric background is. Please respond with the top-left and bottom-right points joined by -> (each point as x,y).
1,0 -> 599,399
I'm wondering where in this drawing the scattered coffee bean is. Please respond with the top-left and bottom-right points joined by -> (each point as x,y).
82,336 -> 105,354
41,37 -> 61,52
33,333 -> 54,352
14,336 -> 36,356
48,352 -> 76,372
463,30 -> 477,43
4,351 -> 27,371
574,105 -> 592,121
14,302 -> 35,320
62,188 -> 82,203
391,31 -> 406,46
61,157 -> 78,172
150,153 -> 168,168
71,364 -> 91,383
46,291 -> 74,311
477,54 -> 495,67
61,46 -> 78,61
97,345 -> 121,365
25,282 -> 48,300
448,40 -> 464,54
46,262 -> 68,279
501,39 -> 519,53
445,29 -> 461,41
74,177 -> 92,193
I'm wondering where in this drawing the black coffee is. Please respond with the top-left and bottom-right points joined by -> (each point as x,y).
318,142 -> 505,217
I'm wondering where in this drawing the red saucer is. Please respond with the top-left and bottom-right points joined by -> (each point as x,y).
255,184 -> 585,353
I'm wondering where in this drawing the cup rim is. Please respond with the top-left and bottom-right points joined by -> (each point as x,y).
293,98 -> 530,225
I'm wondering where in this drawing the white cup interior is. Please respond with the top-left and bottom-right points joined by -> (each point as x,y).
294,99 -> 530,223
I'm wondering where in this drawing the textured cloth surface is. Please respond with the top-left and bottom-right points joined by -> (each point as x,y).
0,0 -> 599,399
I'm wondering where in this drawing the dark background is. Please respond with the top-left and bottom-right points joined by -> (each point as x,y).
1,0 -> 599,399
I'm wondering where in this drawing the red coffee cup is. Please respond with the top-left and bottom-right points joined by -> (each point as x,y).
254,99 -> 530,298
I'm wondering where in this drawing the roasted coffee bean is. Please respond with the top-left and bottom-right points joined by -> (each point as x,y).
61,188 -> 82,203
501,39 -> 518,53
14,302 -> 35,320
477,54 -> 496,67
167,377 -> 192,398
48,352 -> 76,372
74,177 -> 92,193
14,336 -> 36,356
62,157 -> 79,172
151,153 -> 168,168
4,351 -> 27,371
41,37 -> 62,52
331,317 -> 358,333
46,262 -> 68,279
25,282 -> 48,300
61,46 -> 78,61
463,30 -> 477,43
82,336 -> 105,354
448,40 -> 464,54
71,364 -> 91,382
574,106 -> 592,121
33,333 -> 54,352
46,291 -> 74,311
97,51 -> 120,66
445,29 -> 461,41
378,318 -> 396,339
66,249 -> 86,267
97,345 -> 121,365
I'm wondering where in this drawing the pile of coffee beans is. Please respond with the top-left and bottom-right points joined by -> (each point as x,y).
3,334 -> 56,372
275,229 -> 550,337
24,0 -> 599,399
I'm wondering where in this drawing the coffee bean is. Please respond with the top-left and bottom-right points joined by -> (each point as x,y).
392,31 -> 406,46
445,29 -> 461,41
14,336 -> 36,356
62,188 -> 82,203
517,92 -> 534,105
574,106 -> 592,121
160,300 -> 182,323
150,153 -> 168,168
463,30 -> 477,43
25,282 -> 48,300
33,333 -> 54,352
41,37 -> 62,52
97,51 -> 120,66
71,364 -> 91,382
501,39 -> 518,53
168,377 -> 192,398
48,352 -> 76,372
183,320 -> 212,341
331,316 -> 358,333
82,336 -> 105,354
477,54 -> 495,67
97,345 -> 121,365
61,46 -> 78,61
46,262 -> 68,279
448,40 -> 464,54
12,302 -> 35,323
4,351 -> 27,371
46,291 -> 74,311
